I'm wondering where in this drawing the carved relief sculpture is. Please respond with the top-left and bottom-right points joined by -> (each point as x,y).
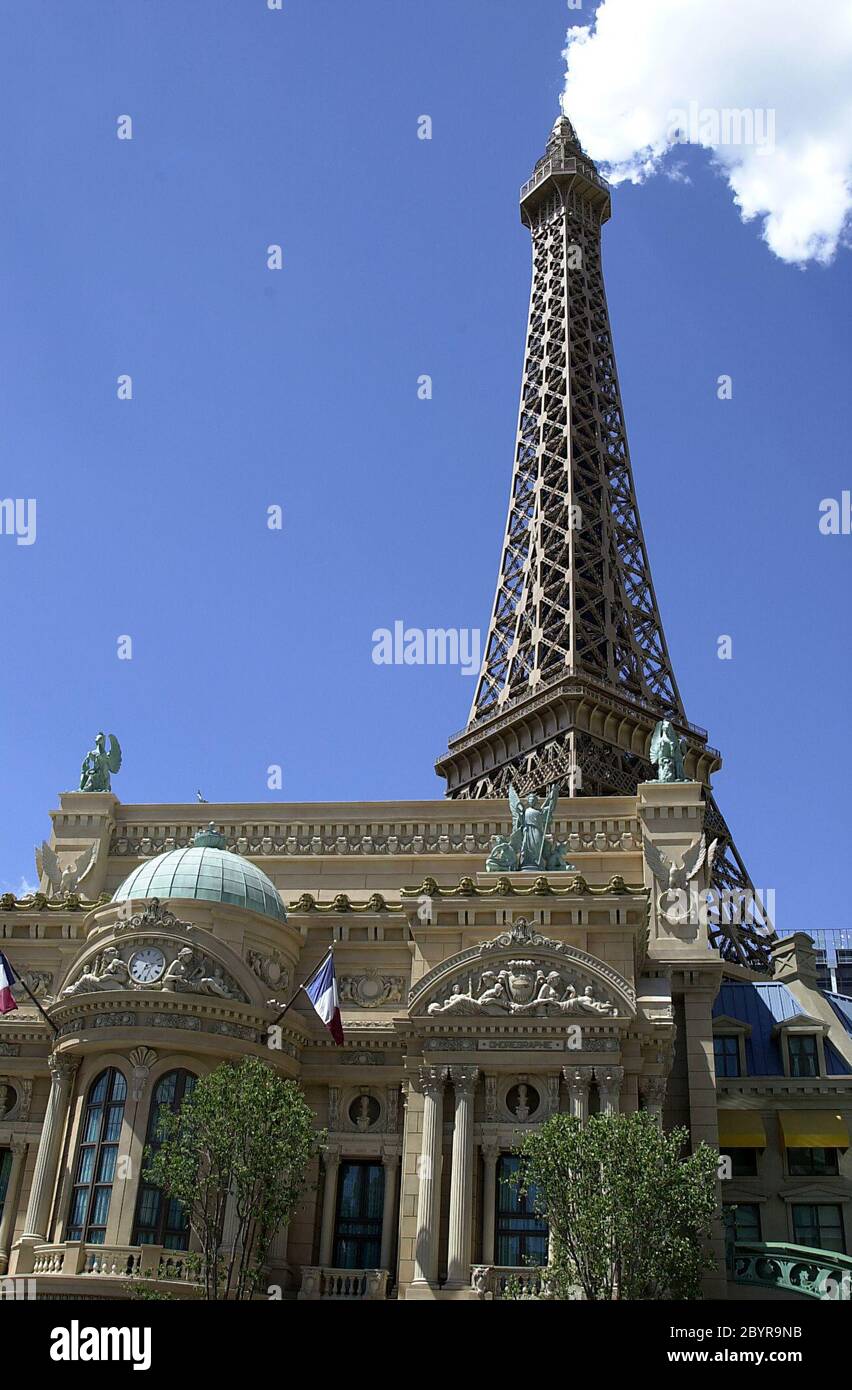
427,960 -> 617,1016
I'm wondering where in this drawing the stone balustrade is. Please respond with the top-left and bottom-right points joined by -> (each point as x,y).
298,1266 -> 389,1301
471,1265 -> 552,1300
31,1241 -> 200,1290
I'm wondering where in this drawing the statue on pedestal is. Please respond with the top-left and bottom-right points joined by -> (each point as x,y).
649,720 -> 686,783
485,782 -> 575,873
79,732 -> 122,792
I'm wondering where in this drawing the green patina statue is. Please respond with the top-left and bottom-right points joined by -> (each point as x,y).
649,719 -> 687,783
484,782 -> 576,873
79,732 -> 122,792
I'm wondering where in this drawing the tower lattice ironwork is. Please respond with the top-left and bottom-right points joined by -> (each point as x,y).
435,116 -> 773,971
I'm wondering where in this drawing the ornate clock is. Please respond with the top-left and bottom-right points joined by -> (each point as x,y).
128,946 -> 167,985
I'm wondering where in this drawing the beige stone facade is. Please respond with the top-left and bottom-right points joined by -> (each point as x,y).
1,783 -> 851,1301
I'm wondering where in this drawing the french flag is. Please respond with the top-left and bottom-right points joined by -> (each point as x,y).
0,952 -> 19,1015
304,950 -> 343,1045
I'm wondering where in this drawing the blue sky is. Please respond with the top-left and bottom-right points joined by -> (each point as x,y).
0,0 -> 849,938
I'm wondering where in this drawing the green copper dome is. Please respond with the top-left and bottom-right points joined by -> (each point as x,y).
112,825 -> 286,922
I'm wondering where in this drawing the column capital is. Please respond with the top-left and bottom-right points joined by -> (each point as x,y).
47,1053 -> 79,1083
10,1137 -> 29,1156
380,1147 -> 400,1169
639,1075 -> 667,1104
415,1065 -> 448,1098
449,1066 -> 479,1095
594,1064 -> 624,1087
563,1064 -> 594,1087
321,1145 -> 341,1171
481,1139 -> 500,1164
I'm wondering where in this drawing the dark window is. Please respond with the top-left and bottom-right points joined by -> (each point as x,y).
837,953 -> 852,995
66,1068 -> 127,1243
714,1035 -> 741,1078
0,1148 -> 12,1225
787,1147 -> 839,1177
132,1069 -> 197,1249
728,1148 -> 759,1177
792,1203 -> 844,1253
332,1161 -> 384,1269
724,1201 -> 761,1243
788,1035 -> 819,1077
496,1154 -> 548,1267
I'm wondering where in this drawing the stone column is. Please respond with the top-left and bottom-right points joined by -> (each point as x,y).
20,1055 -> 78,1241
596,1065 -> 624,1116
563,1065 -> 594,1122
446,1066 -> 479,1288
480,1141 -> 499,1265
0,1140 -> 29,1273
411,1066 -> 446,1287
379,1150 -> 399,1272
639,1075 -> 667,1126
318,1146 -> 341,1266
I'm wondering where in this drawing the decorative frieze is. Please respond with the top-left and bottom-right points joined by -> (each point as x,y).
110,820 -> 638,860
339,972 -> 406,1008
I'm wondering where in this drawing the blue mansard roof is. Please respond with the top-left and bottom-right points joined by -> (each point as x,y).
713,982 -> 851,1077
826,992 -> 852,1037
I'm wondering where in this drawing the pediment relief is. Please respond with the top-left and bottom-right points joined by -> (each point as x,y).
57,929 -> 248,1004
408,919 -> 635,1019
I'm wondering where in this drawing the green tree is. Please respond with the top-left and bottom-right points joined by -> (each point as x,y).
512,1111 -> 719,1300
143,1056 -> 321,1300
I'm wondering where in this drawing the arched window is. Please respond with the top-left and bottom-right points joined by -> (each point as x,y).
132,1069 -> 197,1249
66,1068 -> 127,1244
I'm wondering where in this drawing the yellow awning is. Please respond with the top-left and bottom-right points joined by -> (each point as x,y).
778,1110 -> 850,1149
718,1110 -> 767,1148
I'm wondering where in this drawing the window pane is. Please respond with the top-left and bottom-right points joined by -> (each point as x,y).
97,1146 -> 117,1183
714,1036 -> 740,1078
789,1036 -> 819,1077
332,1162 -> 385,1269
89,1186 -> 112,1229
788,1147 -> 838,1177
725,1202 -> 761,1243
496,1155 -> 547,1266
66,1068 -> 127,1242
131,1070 -> 197,1250
76,1147 -> 96,1185
82,1108 -> 103,1144
69,1188 -> 90,1227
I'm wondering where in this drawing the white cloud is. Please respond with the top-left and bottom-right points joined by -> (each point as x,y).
562,0 -> 852,265
2,876 -> 37,897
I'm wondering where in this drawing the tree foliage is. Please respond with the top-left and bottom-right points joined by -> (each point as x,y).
144,1056 -> 321,1300
513,1111 -> 719,1300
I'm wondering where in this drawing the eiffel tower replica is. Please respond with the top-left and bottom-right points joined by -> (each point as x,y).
436,114 -> 773,972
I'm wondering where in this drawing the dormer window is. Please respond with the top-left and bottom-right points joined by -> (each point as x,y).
788,1034 -> 819,1078
772,1015 -> 829,1079
714,1035 -> 741,1078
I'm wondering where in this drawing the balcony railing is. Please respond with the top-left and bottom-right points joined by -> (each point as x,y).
731,1242 -> 852,1300
471,1265 -> 555,1299
31,1241 -> 200,1290
298,1266 -> 389,1301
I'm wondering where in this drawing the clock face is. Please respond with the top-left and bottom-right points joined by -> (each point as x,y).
128,946 -> 166,985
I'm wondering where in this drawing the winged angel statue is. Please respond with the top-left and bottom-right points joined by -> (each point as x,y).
79,732 -> 122,792
643,833 -> 718,927
35,841 -> 98,900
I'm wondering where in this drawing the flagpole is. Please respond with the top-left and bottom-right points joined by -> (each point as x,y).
2,954 -> 59,1036
270,943 -> 334,1026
